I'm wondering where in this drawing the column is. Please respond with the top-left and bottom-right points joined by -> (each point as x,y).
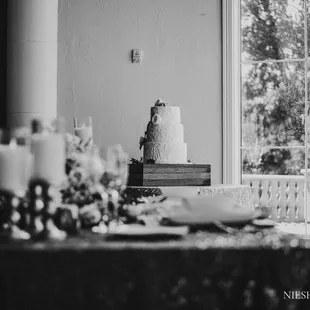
6,0 -> 58,127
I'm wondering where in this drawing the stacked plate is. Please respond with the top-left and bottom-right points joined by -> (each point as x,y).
160,187 -> 255,226
107,188 -> 256,238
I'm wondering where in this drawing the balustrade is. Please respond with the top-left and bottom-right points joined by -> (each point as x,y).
242,175 -> 308,222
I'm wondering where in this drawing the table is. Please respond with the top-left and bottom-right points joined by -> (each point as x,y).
1,228 -> 310,310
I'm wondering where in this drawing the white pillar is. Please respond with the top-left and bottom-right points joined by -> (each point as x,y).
6,0 -> 58,127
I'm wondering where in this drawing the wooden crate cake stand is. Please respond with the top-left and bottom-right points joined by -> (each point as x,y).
128,163 -> 211,187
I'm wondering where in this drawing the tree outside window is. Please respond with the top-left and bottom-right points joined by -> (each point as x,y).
241,0 -> 309,176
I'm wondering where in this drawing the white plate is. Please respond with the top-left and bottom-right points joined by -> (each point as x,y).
276,223 -> 310,236
107,224 -> 189,237
168,213 -> 254,226
252,219 -> 276,228
164,195 -> 255,225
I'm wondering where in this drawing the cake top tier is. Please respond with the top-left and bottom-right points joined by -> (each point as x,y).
150,98 -> 181,124
154,98 -> 169,107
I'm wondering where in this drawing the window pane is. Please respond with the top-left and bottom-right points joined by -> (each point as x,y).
242,148 -> 305,175
242,62 -> 305,147
241,0 -> 305,61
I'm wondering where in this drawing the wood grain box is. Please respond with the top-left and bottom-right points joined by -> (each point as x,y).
127,163 -> 211,187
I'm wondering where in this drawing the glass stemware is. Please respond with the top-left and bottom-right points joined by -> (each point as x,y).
102,145 -> 128,227
73,116 -> 93,146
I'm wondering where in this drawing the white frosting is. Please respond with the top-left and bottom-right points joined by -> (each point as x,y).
147,123 -> 184,143
150,106 -> 181,124
143,105 -> 187,163
144,142 -> 187,164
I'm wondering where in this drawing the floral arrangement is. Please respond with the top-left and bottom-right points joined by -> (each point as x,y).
0,120 -> 132,240
60,133 -> 128,230
130,158 -> 143,164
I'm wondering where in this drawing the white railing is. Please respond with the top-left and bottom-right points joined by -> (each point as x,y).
242,174 -> 306,222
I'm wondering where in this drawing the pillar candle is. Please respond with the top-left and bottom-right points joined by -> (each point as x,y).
0,145 -> 31,192
32,133 -> 65,185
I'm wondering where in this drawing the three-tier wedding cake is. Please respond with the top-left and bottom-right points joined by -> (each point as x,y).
140,99 -> 187,164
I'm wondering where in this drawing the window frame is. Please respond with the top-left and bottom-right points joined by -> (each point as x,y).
223,0 -> 309,184
224,0 -> 310,224
222,0 -> 241,184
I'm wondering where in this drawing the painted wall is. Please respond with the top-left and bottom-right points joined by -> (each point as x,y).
58,0 -> 222,184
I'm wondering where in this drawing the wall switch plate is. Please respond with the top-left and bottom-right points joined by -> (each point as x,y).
132,49 -> 144,63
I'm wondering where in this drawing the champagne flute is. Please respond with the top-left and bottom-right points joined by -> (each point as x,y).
103,145 -> 128,227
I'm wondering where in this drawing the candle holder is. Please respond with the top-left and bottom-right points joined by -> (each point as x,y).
73,116 -> 93,146
28,179 -> 67,240
0,190 -> 30,240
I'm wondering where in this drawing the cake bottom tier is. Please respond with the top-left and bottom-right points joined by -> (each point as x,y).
143,142 -> 187,164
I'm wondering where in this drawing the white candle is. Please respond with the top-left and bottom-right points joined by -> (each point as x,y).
74,125 -> 93,144
32,133 -> 66,185
0,144 -> 31,192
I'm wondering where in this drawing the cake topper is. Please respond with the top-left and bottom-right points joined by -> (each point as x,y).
154,98 -> 169,107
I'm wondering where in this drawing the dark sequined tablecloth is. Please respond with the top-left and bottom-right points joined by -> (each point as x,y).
1,228 -> 310,310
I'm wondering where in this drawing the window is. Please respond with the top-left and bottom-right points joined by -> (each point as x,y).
241,0 -> 308,177
223,0 -> 310,222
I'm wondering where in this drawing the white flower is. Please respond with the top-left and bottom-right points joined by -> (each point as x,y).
151,114 -> 162,125
65,132 -> 73,144
87,155 -> 105,181
69,167 -> 88,184
72,134 -> 81,146
71,153 -> 89,168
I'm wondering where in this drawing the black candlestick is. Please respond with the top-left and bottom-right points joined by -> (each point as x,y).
0,190 -> 30,240
28,179 -> 66,240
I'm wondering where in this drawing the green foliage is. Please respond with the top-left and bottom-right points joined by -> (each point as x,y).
242,0 -> 307,175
